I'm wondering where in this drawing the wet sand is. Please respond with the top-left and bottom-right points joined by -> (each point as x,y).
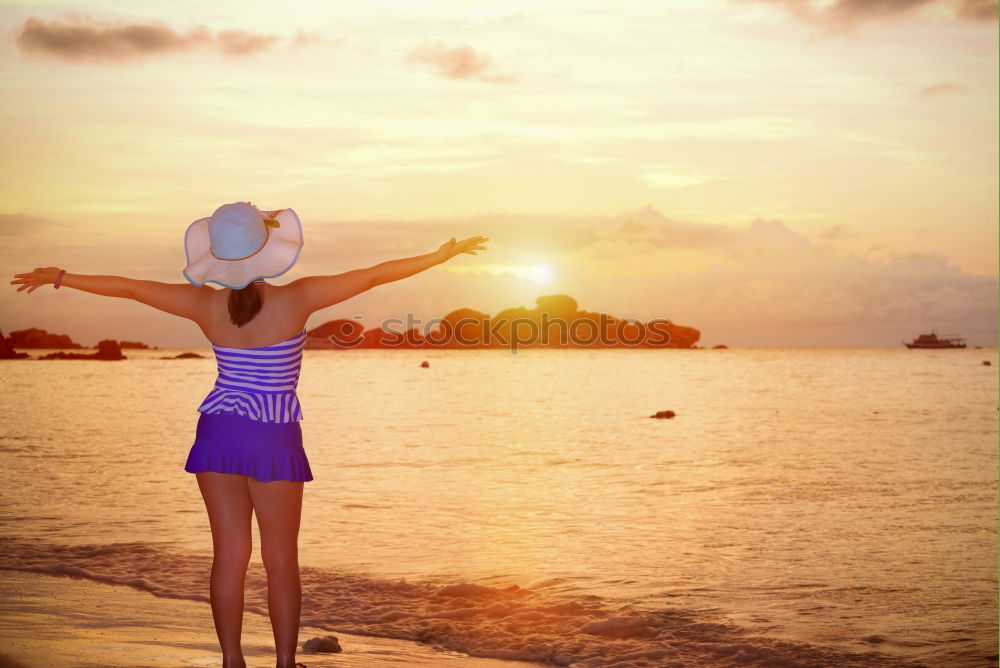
0,570 -> 538,668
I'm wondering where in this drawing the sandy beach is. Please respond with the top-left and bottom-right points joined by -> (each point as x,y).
0,570 -> 538,668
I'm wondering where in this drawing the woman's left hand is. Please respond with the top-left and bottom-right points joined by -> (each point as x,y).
10,267 -> 62,293
436,236 -> 489,263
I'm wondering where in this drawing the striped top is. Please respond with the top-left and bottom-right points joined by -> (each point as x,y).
197,327 -> 307,423
197,281 -> 306,423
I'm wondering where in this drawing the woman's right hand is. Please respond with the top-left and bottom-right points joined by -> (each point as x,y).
11,267 -> 62,293
436,236 -> 489,263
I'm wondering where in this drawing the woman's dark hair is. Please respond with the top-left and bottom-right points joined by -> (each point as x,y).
228,282 -> 263,328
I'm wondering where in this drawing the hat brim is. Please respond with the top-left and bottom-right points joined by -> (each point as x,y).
183,208 -> 304,289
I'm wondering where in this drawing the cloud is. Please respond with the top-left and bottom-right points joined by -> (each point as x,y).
954,0 -> 999,20
917,81 -> 969,96
214,29 -> 280,56
406,41 -> 514,84
566,208 -> 997,345
590,206 -> 728,251
731,0 -> 997,32
823,0 -> 940,30
499,12 -> 528,24
818,223 -> 860,239
291,29 -> 345,49
640,172 -> 713,189
14,15 -> 281,63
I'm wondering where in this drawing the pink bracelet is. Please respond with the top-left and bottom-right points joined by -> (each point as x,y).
53,269 -> 66,289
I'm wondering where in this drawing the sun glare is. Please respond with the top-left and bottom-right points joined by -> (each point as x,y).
442,262 -> 557,285
528,264 -> 555,285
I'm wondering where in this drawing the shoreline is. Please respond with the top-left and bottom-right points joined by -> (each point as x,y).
0,569 -> 539,668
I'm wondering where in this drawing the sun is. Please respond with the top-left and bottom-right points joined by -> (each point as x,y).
529,263 -> 555,285
440,262 -> 557,286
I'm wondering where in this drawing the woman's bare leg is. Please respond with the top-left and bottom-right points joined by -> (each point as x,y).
196,471 -> 253,668
246,478 -> 304,668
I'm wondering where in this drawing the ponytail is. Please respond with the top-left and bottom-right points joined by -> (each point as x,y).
227,282 -> 263,328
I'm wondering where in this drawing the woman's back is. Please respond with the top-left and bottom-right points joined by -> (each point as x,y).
197,279 -> 308,349
195,278 -> 309,423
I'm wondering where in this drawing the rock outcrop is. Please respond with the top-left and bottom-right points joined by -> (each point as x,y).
5,328 -> 154,355
39,339 -> 126,360
5,328 -> 83,349
0,328 -> 29,359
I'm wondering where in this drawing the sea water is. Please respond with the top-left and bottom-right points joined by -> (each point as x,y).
1,347 -> 996,667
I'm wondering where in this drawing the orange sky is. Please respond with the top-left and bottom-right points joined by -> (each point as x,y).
1,0 -> 997,348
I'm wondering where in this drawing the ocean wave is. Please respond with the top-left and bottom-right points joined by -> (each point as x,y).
0,537 -> 937,667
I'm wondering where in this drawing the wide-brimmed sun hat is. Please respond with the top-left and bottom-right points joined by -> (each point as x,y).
182,201 -> 304,289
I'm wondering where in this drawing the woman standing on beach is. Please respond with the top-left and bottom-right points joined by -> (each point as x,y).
10,201 -> 488,668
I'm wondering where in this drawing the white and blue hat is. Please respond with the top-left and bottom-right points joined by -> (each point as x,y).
183,201 -> 303,289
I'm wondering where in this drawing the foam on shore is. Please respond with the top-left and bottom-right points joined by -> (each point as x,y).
0,569 -> 539,667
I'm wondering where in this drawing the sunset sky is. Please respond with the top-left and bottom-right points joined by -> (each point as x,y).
1,0 -> 997,348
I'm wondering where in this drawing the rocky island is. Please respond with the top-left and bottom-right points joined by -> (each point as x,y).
4,327 -> 84,349
38,340 -> 126,360
1,328 -> 152,360
0,328 -> 28,359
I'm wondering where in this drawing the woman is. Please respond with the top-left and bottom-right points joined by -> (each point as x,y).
10,201 -> 488,668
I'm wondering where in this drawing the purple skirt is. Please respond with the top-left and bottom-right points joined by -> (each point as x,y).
184,411 -> 314,483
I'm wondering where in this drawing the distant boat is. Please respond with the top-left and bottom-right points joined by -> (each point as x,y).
903,332 -> 966,349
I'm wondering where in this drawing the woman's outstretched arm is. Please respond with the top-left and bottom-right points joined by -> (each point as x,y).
288,235 -> 488,316
10,267 -> 212,321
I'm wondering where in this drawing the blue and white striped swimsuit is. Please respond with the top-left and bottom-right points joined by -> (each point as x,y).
185,279 -> 313,482
196,282 -> 306,423
196,328 -> 307,423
